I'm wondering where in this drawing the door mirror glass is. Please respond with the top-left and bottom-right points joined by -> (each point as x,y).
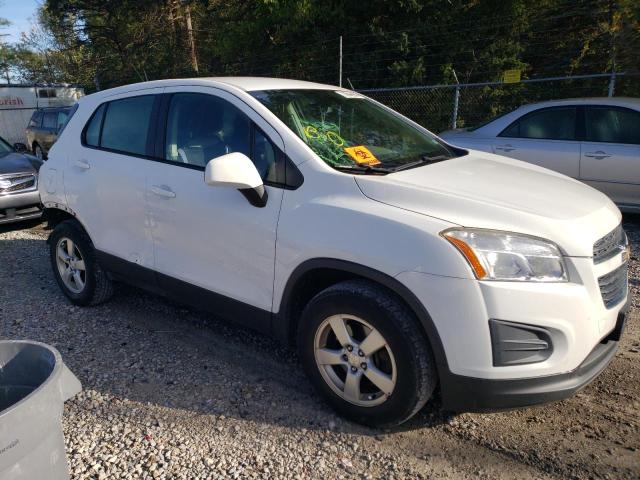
205,152 -> 268,207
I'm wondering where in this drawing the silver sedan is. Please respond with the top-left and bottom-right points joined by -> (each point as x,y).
440,97 -> 640,212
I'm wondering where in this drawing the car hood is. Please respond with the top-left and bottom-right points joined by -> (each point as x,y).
0,152 -> 42,176
355,152 -> 620,257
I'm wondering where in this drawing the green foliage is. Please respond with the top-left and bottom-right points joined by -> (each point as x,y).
2,0 -> 637,97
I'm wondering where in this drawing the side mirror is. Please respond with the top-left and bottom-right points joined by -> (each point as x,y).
205,152 -> 268,207
13,142 -> 28,153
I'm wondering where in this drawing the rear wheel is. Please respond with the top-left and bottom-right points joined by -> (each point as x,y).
298,280 -> 437,427
49,220 -> 113,306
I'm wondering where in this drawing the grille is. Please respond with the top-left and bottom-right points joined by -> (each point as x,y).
593,224 -> 626,264
598,263 -> 628,309
0,174 -> 36,194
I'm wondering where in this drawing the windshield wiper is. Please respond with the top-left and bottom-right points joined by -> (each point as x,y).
389,154 -> 451,172
333,164 -> 390,175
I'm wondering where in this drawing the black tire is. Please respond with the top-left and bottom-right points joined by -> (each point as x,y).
298,279 -> 437,427
33,143 -> 45,160
49,219 -> 113,306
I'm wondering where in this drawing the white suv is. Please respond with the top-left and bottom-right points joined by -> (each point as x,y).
39,78 -> 629,427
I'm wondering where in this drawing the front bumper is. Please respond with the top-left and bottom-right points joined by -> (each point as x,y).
0,190 -> 42,224
440,307 -> 627,412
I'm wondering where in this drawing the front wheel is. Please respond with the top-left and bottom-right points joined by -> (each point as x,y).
33,143 -> 45,160
298,280 -> 437,427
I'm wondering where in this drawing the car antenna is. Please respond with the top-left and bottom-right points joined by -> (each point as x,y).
347,78 -> 355,90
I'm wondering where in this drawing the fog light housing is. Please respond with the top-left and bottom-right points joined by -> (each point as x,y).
489,320 -> 553,366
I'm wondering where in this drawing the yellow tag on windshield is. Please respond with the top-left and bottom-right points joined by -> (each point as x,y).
344,146 -> 381,165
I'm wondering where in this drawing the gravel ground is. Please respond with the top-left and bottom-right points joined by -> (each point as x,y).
1,218 -> 639,479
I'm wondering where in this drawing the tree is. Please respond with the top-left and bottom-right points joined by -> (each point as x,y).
3,0 -> 637,97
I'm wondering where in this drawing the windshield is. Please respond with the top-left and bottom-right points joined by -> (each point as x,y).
0,137 -> 13,156
252,89 -> 457,172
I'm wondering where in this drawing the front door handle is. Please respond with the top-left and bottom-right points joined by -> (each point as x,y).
495,144 -> 516,152
74,159 -> 91,170
584,151 -> 611,160
149,185 -> 176,198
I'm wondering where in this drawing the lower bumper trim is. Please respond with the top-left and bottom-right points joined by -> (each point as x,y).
0,205 -> 43,225
440,309 -> 627,412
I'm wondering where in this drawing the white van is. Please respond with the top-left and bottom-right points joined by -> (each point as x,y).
0,85 -> 83,144
38,78 -> 629,426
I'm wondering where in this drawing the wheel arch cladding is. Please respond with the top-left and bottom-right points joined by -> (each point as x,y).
44,208 -> 75,230
274,258 -> 450,373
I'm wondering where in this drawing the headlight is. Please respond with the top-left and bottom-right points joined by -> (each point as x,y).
442,229 -> 567,282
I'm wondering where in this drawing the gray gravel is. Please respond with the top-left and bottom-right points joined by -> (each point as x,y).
1,218 -> 639,479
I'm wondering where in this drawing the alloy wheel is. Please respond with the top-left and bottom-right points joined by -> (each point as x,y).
55,237 -> 86,294
314,314 -> 397,407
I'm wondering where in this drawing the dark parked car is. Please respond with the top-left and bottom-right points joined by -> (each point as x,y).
25,107 -> 72,160
0,136 -> 43,224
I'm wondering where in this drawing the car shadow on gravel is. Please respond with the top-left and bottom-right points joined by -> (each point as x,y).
0,234 -> 452,438
88,282 -> 454,433
0,218 -> 44,235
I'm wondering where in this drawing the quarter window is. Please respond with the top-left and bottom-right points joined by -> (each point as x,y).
56,111 -> 69,130
499,107 -> 577,141
253,129 -> 278,182
100,95 -> 155,156
29,112 -> 43,128
164,93 -> 251,168
585,106 -> 640,145
84,104 -> 106,147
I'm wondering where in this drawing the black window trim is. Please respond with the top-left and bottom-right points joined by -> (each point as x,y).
583,104 -> 640,146
498,105 -> 581,141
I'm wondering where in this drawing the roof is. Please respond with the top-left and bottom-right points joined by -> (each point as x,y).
83,77 -> 341,102
518,97 -> 640,109
201,77 -> 338,92
0,83 -> 82,89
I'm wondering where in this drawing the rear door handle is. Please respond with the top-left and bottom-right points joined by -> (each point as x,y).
74,159 -> 91,170
149,185 -> 176,198
495,144 -> 516,152
584,151 -> 611,160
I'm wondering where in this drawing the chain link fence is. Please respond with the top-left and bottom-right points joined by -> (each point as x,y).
361,72 -> 640,134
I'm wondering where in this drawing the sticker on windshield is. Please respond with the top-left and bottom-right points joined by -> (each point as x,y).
335,90 -> 365,99
344,146 -> 381,165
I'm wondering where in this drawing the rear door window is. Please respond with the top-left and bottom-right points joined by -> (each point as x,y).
499,107 -> 577,141
585,106 -> 640,145
42,112 -> 57,130
100,95 -> 155,156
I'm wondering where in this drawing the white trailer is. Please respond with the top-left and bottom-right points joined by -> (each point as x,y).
0,84 -> 84,145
